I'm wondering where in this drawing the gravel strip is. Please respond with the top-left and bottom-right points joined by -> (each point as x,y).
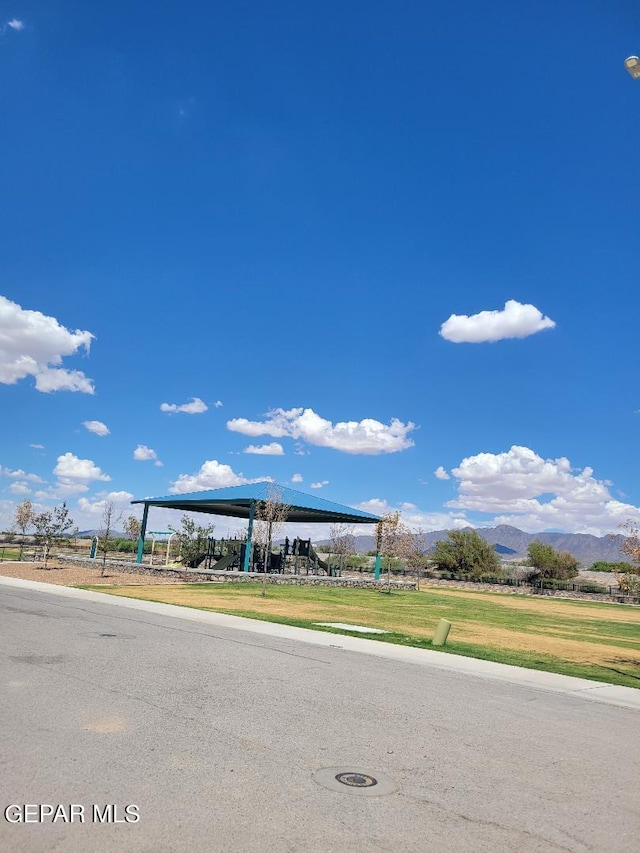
0,560 -> 181,586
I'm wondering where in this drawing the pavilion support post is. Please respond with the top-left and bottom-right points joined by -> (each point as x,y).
374,520 -> 382,580
136,503 -> 149,564
243,500 -> 255,573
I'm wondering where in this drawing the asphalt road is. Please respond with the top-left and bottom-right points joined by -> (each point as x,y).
1,581 -> 639,853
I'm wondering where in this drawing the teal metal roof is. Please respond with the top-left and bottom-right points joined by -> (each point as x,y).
132,482 -> 381,524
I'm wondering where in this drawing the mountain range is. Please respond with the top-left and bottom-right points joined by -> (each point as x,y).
323,524 -> 629,566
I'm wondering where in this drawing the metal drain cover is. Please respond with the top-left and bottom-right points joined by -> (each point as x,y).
313,767 -> 397,797
336,772 -> 377,788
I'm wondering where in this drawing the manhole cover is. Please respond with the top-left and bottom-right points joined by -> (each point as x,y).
335,772 -> 378,788
313,767 -> 397,797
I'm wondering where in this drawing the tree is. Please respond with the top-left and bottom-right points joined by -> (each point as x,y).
526,540 -> 579,581
32,502 -> 74,568
403,527 -> 429,591
98,501 -> 123,576
328,523 -> 356,574
14,499 -> 34,561
377,511 -> 412,593
169,514 -> 215,568
252,485 -> 292,597
433,529 -> 501,579
615,522 -> 640,594
124,514 -> 141,544
619,520 -> 640,566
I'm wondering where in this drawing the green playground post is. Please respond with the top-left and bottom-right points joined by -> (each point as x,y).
136,503 -> 149,564
374,553 -> 381,580
243,500 -> 255,572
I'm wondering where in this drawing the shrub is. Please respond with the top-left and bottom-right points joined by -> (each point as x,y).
433,530 -> 501,579
527,541 -> 579,581
589,561 -> 635,573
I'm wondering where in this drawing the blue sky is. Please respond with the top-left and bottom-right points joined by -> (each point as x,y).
2,1 -> 640,538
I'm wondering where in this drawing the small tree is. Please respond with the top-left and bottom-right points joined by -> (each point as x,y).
526,540 -> 579,581
169,514 -> 215,568
328,523 -> 356,574
377,511 -> 412,593
404,527 -> 428,591
32,502 -> 74,568
616,521 -> 640,594
14,499 -> 34,560
124,514 -> 141,544
98,501 -> 123,576
253,485 -> 292,597
433,529 -> 501,579
123,514 -> 142,555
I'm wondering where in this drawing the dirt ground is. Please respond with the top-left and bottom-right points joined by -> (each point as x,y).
0,560 -> 181,586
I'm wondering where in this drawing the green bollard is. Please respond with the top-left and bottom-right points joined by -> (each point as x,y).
432,618 -> 452,646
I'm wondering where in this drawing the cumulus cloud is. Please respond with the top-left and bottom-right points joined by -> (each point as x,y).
77,491 -> 134,516
214,400 -> 223,408
8,482 -> 31,495
310,480 -> 329,489
160,397 -> 208,414
7,19 -> 24,31
434,466 -> 450,480
439,299 -> 555,344
357,498 -> 471,530
227,407 -> 415,455
133,444 -> 160,463
83,420 -> 110,437
447,445 -> 640,535
52,452 -> 110,495
169,460 -> 271,494
0,296 -> 95,393
0,466 -> 43,483
243,442 -> 284,456
291,473 -> 303,483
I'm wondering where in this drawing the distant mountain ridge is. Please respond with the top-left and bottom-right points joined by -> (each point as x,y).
321,524 -> 628,565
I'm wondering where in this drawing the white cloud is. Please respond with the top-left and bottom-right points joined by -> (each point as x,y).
439,299 -> 555,344
0,296 -> 95,393
83,420 -> 110,437
214,400 -> 223,408
243,442 -> 284,456
53,452 -> 110,495
291,473 -> 303,483
434,466 -> 450,480
8,482 -> 31,495
310,480 -> 329,489
7,19 -> 25,31
133,444 -> 159,462
77,491 -> 134,516
29,444 -> 44,449
227,407 -> 415,455
160,397 -> 208,414
0,466 -> 43,483
169,460 -> 271,494
447,445 -> 640,535
357,498 -> 470,530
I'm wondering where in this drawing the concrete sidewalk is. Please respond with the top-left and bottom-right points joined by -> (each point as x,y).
2,574 -> 639,712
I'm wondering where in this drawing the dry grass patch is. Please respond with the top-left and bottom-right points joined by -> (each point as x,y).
78,581 -> 640,688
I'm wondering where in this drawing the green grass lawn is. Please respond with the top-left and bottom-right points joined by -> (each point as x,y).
0,547 -> 22,561
79,582 -> 640,689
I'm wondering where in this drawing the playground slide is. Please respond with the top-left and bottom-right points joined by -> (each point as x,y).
308,543 -> 329,573
212,553 -> 237,571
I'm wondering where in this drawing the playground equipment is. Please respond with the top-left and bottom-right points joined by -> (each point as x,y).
147,530 -> 178,565
198,535 -> 341,576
